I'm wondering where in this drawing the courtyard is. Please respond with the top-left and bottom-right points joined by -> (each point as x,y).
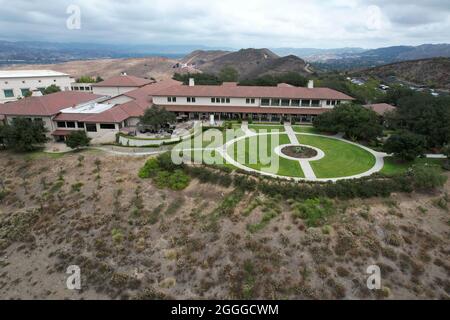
176,123 -> 385,181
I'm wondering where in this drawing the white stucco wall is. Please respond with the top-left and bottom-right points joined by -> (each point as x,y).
5,115 -> 55,137
0,76 -> 72,103
153,96 -> 342,109
92,86 -> 139,97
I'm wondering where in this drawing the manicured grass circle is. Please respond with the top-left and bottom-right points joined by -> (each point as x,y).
226,132 -> 376,179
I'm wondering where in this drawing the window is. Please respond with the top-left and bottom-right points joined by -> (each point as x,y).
20,88 -> 30,96
281,99 -> 290,106
302,100 -> 311,107
77,122 -> 84,128
211,98 -> 215,103
167,97 -> 176,103
187,97 -> 196,103
226,98 -> 230,103
221,98 -> 225,103
271,99 -> 280,106
3,89 -> 14,98
66,121 -> 76,128
80,86 -> 85,91
291,99 -> 300,106
57,121 -> 66,128
261,98 -> 270,106
311,100 -> 320,107
100,123 -> 116,130
86,123 -> 97,132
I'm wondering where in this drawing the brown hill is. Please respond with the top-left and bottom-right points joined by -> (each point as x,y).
195,48 -> 311,79
0,57 -> 198,81
355,57 -> 450,89
181,50 -> 230,66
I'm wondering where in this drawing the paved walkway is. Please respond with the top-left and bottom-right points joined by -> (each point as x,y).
241,121 -> 257,136
284,124 -> 316,180
219,126 -> 387,182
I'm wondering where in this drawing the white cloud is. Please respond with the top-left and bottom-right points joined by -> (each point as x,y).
0,0 -> 448,48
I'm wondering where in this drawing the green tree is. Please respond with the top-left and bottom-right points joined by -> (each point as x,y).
95,76 -> 104,83
173,73 -> 221,85
1,118 -> 48,152
65,130 -> 91,150
43,85 -> 61,95
385,93 -> 450,148
380,85 -> 415,106
442,144 -> 450,158
219,67 -> 239,82
383,131 -> 426,161
313,104 -> 383,141
76,76 -> 96,83
139,106 -> 176,132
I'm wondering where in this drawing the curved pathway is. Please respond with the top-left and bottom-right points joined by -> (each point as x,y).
215,124 -> 387,182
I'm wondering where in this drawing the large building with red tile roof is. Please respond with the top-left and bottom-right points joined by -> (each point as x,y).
0,75 -> 355,144
153,79 -> 354,122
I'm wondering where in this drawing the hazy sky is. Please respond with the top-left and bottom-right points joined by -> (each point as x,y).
0,0 -> 449,48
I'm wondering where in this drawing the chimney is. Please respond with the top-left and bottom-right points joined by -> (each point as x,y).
307,80 -> 314,89
189,78 -> 195,87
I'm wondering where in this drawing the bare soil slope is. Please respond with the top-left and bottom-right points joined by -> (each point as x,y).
1,57 -> 191,81
0,151 -> 449,300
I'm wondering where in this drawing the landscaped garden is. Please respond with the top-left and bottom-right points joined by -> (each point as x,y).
173,123 -> 383,180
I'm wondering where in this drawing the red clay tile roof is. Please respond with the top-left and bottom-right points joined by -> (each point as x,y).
153,84 -> 355,100
0,92 -> 103,117
51,130 -> 74,136
53,113 -> 95,121
92,75 -> 153,87
164,105 -> 329,115
364,103 -> 396,116
123,79 -> 182,106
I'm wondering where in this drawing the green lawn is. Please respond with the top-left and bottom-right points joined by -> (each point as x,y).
297,134 -> 376,178
248,125 -> 286,133
291,125 -> 319,134
227,134 -> 304,177
381,157 -> 444,175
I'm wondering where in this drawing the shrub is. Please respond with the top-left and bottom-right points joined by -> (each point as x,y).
292,198 -> 335,227
138,153 -> 190,190
111,228 -> 124,244
138,158 -> 160,178
65,130 -> 91,149
411,165 -> 447,190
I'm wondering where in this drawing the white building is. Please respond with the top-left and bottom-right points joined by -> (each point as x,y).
0,70 -> 73,103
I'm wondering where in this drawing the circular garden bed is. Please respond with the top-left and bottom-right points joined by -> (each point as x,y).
281,145 -> 318,159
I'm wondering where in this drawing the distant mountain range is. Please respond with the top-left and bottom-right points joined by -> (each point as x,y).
309,44 -> 450,70
1,40 -> 449,71
0,40 -> 231,65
